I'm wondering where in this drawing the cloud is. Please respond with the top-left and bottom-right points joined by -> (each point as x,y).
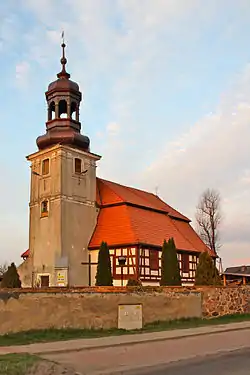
139,64 -> 250,265
15,61 -> 30,88
106,122 -> 120,135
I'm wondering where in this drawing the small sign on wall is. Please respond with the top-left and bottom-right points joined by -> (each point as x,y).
56,269 -> 68,287
118,304 -> 143,330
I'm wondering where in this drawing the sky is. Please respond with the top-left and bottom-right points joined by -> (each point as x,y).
1,0 -> 250,269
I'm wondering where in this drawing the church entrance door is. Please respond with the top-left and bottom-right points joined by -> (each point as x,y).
40,275 -> 49,287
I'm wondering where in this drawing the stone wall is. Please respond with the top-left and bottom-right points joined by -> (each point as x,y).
0,288 -> 201,335
0,286 -> 249,334
202,286 -> 250,317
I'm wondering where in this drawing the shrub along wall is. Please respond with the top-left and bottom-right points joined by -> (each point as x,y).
0,286 -> 249,334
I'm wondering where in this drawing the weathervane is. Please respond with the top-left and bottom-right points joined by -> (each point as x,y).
57,30 -> 70,79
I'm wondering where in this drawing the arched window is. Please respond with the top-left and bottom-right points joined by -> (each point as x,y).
42,159 -> 50,175
48,101 -> 55,121
71,102 -> 77,120
41,200 -> 49,217
59,99 -> 68,119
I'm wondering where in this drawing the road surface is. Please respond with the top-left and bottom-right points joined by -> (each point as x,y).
43,328 -> 250,374
129,348 -> 250,375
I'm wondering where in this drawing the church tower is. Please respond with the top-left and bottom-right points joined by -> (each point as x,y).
27,40 -> 100,287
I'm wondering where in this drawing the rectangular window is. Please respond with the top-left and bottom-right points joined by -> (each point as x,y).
41,200 -> 48,217
75,158 -> 82,174
182,253 -> 190,273
42,158 -> 50,175
149,250 -> 159,270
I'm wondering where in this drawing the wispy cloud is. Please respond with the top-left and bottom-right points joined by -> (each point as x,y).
139,64 -> 250,267
15,61 -> 30,88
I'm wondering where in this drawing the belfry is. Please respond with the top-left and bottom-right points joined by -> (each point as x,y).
20,39 -> 100,287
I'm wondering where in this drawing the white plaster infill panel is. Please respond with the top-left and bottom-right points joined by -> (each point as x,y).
118,304 -> 143,330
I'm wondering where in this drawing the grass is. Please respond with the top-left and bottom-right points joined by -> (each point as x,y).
0,313 -> 250,347
0,354 -> 38,375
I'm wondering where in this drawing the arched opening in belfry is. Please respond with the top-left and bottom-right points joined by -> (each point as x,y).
48,101 -> 55,121
71,101 -> 77,121
59,99 -> 68,119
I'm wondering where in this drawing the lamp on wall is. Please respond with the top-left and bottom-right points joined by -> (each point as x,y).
118,256 -> 126,287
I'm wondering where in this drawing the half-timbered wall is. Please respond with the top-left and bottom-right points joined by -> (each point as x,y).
109,247 -> 137,286
139,248 -> 161,281
178,253 -> 199,285
90,247 -> 199,286
139,248 -> 199,285
90,247 -> 137,286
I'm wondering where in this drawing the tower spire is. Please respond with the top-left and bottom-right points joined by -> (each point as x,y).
57,31 -> 70,79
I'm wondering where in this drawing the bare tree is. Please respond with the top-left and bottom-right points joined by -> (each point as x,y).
196,188 -> 222,255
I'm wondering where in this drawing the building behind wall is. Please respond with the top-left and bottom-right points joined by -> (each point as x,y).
19,41 -> 216,288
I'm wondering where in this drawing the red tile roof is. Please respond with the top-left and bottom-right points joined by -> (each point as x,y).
96,178 -> 190,221
90,178 -> 214,256
22,178 -> 214,259
21,249 -> 29,258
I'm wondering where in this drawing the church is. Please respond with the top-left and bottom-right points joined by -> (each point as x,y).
19,41 -> 216,288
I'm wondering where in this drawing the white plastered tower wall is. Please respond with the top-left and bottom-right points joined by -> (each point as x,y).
17,39 -> 102,287
27,144 -> 100,287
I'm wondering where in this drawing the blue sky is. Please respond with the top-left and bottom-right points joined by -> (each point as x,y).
1,0 -> 250,268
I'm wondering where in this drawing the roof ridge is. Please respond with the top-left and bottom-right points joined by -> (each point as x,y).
97,177 -> 192,224
155,195 -> 190,222
97,177 -> 157,197
100,201 -> 170,216
97,178 -> 125,203
126,184 -> 166,211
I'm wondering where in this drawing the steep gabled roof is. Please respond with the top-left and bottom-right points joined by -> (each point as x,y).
22,178 -> 214,259
89,178 -> 214,256
96,178 -> 190,221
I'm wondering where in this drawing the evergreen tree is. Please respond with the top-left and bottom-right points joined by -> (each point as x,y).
195,251 -> 222,286
95,242 -> 113,286
160,238 -> 181,286
1,263 -> 21,288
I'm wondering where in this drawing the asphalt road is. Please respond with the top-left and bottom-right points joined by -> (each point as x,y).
130,348 -> 250,375
43,329 -> 250,374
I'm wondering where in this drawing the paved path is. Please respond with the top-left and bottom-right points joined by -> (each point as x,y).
129,348 -> 250,375
0,321 -> 250,356
42,327 -> 250,374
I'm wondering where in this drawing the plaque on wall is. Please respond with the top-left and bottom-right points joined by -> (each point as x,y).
56,269 -> 68,287
118,304 -> 143,330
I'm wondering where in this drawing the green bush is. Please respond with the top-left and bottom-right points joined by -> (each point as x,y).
126,278 -> 142,286
1,263 -> 21,288
195,251 -> 222,286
